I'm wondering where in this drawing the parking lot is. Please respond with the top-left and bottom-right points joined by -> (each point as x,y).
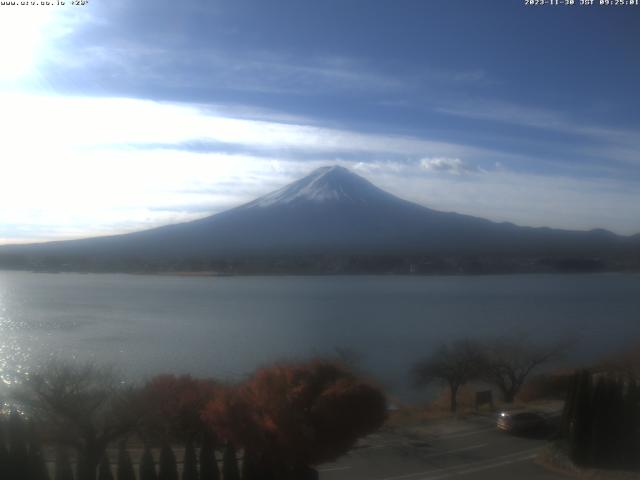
319,413 -> 566,480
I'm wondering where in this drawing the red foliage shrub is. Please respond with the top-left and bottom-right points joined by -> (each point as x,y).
200,385 -> 263,449
202,360 -> 387,468
141,374 -> 219,441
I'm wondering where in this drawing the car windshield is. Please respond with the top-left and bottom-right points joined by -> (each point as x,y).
0,2 -> 639,480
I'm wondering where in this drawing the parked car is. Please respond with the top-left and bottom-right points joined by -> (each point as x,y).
496,411 -> 547,434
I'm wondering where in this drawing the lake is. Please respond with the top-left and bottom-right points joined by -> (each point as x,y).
0,271 -> 639,400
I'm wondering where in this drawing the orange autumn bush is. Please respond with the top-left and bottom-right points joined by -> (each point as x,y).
202,360 -> 387,471
141,374 -> 220,441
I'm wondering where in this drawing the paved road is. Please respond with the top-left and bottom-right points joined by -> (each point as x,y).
319,417 -> 566,480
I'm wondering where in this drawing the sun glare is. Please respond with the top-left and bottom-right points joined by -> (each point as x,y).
0,7 -> 58,80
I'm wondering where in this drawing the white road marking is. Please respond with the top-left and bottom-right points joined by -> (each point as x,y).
350,428 -> 496,451
428,453 -> 537,479
433,426 -> 496,440
376,446 -> 541,480
318,466 -> 352,472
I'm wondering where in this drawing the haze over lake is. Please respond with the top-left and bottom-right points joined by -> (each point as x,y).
1,271 -> 639,399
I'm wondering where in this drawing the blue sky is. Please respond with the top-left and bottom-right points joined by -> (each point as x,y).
1,0 -> 639,243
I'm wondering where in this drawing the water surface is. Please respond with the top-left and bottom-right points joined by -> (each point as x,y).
1,271 -> 638,399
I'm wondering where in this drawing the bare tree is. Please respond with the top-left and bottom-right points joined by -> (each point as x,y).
482,334 -> 569,403
412,340 -> 486,413
14,361 -> 141,480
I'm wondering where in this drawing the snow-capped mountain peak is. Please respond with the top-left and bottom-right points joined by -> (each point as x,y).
0,165 -> 630,270
244,165 -> 397,208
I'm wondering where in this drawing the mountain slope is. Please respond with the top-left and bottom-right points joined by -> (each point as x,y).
0,166 -> 637,269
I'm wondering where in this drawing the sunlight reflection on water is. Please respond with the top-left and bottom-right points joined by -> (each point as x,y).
0,291 -> 31,387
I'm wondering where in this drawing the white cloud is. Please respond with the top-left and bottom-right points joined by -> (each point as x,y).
420,157 -> 479,175
0,93 -> 488,158
0,93 -> 639,243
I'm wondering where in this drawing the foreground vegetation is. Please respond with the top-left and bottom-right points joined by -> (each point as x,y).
559,370 -> 640,471
411,334 -> 571,412
0,360 -> 387,480
2,337 -> 639,479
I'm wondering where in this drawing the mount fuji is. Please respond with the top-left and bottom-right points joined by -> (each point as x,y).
0,166 -> 637,273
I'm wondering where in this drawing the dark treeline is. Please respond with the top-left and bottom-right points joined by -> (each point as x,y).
0,411 -> 48,480
0,412 -> 231,480
0,252 -> 637,275
561,370 -> 640,470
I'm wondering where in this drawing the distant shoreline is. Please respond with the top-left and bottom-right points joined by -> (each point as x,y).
2,268 -> 638,278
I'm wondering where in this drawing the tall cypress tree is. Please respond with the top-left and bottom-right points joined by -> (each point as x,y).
0,426 -> 9,480
561,372 -> 578,439
27,423 -> 50,480
158,442 -> 179,480
241,450 -> 259,480
626,378 -> 640,469
76,453 -> 97,480
565,371 -> 640,470
97,454 -> 114,480
8,411 -> 30,479
182,440 -> 198,480
589,376 -> 610,467
222,444 -> 240,480
568,369 -> 593,466
609,376 -> 626,468
54,447 -> 75,480
199,439 -> 219,480
116,443 -> 136,480
140,445 -> 158,480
